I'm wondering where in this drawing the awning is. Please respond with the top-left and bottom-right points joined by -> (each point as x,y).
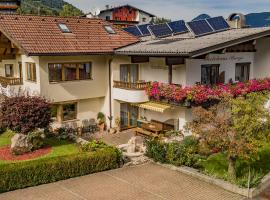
133,102 -> 171,113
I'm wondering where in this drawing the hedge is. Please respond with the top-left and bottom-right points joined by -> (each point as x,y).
0,146 -> 122,193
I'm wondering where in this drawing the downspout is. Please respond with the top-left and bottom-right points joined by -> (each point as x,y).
108,58 -> 113,128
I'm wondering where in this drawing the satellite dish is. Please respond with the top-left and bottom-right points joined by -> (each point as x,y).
92,7 -> 100,16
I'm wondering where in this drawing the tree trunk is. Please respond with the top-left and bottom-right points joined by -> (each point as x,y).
228,156 -> 237,180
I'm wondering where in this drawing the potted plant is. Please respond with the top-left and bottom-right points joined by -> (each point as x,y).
115,117 -> 121,133
97,112 -> 106,134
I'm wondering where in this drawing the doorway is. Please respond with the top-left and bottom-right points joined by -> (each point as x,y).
120,103 -> 138,129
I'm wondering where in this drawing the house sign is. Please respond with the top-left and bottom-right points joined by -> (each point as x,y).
205,54 -> 244,62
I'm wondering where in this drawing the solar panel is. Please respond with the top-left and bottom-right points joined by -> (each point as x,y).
137,24 -> 151,36
149,23 -> 173,38
187,20 -> 214,36
206,16 -> 230,31
168,20 -> 188,34
123,26 -> 142,37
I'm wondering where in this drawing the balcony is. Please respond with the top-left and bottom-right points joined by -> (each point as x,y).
0,76 -> 22,87
113,81 -> 150,103
113,81 -> 151,90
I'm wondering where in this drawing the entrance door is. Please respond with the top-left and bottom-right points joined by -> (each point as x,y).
120,64 -> 139,83
120,103 -> 138,129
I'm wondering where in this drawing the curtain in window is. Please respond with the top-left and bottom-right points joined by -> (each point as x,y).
120,65 -> 129,82
130,64 -> 138,83
49,64 -> 62,82
235,63 -> 250,82
201,65 -> 219,85
79,63 -> 91,80
64,64 -> 77,81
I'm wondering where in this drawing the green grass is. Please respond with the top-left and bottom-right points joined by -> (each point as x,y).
0,131 -> 80,165
202,143 -> 270,187
0,130 -> 15,147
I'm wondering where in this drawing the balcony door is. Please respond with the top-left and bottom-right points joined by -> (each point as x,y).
201,64 -> 220,85
5,64 -> 14,77
120,103 -> 138,129
120,64 -> 139,83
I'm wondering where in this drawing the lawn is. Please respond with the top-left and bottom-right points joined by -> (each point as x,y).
202,142 -> 270,187
0,130 -> 80,165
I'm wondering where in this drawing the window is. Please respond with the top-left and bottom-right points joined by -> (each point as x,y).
104,25 -> 116,34
58,23 -> 71,33
235,63 -> 250,82
201,64 -> 220,85
63,103 -> 77,121
5,64 -> 14,77
50,104 -> 58,120
48,62 -> 92,82
26,63 -> 36,82
105,16 -> 111,20
142,17 -> 147,22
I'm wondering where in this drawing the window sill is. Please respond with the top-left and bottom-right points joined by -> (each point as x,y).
49,79 -> 93,84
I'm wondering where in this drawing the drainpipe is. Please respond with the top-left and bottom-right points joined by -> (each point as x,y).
108,58 -> 113,128
168,64 -> 173,84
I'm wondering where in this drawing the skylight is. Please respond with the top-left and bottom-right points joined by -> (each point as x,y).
58,23 -> 71,33
104,25 -> 116,34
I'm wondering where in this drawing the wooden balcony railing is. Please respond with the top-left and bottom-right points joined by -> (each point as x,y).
0,76 -> 22,86
113,81 -> 151,90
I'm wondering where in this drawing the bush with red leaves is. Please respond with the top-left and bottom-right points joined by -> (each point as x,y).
0,95 -> 52,134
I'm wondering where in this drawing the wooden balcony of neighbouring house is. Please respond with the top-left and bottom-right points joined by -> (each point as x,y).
113,80 -> 151,103
0,76 -> 22,87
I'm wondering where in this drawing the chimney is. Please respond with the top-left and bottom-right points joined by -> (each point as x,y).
227,13 -> 247,29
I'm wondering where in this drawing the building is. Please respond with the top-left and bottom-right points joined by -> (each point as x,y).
0,14 -> 138,128
1,14 -> 270,136
112,17 -> 270,135
96,4 -> 156,28
0,0 -> 20,14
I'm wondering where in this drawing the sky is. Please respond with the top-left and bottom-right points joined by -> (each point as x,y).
65,0 -> 270,21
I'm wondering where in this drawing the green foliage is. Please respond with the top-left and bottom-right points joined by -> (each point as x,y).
59,4 -> 83,17
145,139 -> 167,163
146,136 -> 204,167
153,17 -> 171,24
27,131 -> 45,150
81,140 -> 108,152
188,92 -> 270,178
55,127 -> 77,140
19,0 -> 83,16
164,130 -> 183,137
97,112 -> 106,125
0,146 -> 122,193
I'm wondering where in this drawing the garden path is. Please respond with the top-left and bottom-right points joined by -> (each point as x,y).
0,163 -> 244,200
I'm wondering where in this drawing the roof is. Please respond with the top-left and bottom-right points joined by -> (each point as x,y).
116,27 -> 270,57
0,14 -> 139,56
99,4 -> 156,17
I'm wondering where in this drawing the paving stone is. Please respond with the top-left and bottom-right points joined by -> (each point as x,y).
0,163 -> 245,200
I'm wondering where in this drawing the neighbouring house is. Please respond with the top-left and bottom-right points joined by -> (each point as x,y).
93,4 -> 156,28
0,14 -> 138,128
0,0 -> 20,14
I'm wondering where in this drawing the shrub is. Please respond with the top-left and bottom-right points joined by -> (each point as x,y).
0,146 -> 122,193
56,127 -> 77,140
0,95 -> 51,134
27,130 -> 45,150
81,140 -> 108,152
145,139 -> 167,163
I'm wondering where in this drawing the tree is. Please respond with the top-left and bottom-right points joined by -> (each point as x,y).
0,95 -> 52,134
153,17 -> 171,24
59,4 -> 83,17
188,93 -> 270,179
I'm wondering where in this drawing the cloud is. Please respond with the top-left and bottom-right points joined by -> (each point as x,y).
66,0 -> 270,20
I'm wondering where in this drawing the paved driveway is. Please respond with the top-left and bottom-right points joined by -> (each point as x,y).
0,163 -> 244,200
